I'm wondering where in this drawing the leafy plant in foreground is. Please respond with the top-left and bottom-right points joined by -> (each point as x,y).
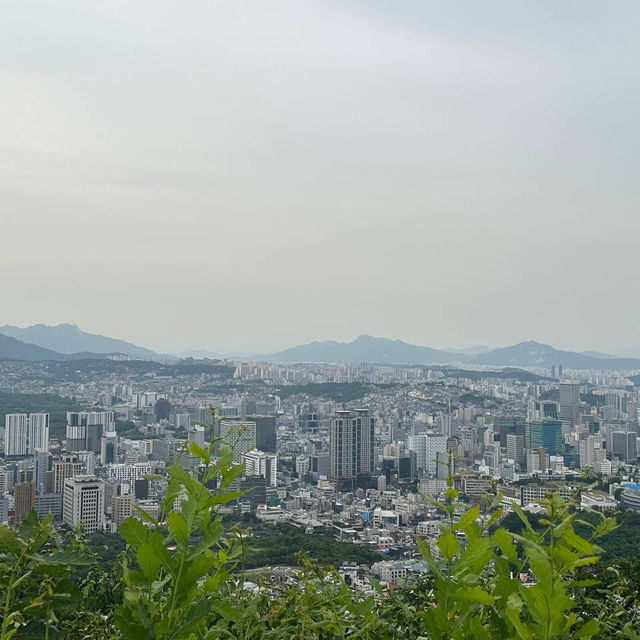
114,407 -> 245,639
0,512 -> 93,639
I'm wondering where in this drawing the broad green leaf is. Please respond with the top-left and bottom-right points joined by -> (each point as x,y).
437,532 -> 459,561
167,511 -> 190,548
574,619 -> 600,639
460,585 -> 494,606
136,542 -> 162,582
119,517 -> 149,548
0,526 -> 22,555
494,528 -> 517,564
188,441 -> 210,464
209,598 -> 240,622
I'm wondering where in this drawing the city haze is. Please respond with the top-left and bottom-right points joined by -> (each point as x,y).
2,1 -> 639,354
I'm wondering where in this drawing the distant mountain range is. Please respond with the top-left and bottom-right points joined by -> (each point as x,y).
263,335 -> 640,371
0,333 -> 65,361
266,335 -> 456,365
0,323 -> 158,359
1,325 -> 640,372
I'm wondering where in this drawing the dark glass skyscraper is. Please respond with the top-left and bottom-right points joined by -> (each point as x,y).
527,419 -> 563,455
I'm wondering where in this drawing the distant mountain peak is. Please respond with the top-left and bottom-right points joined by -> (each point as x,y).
0,323 -> 158,358
263,335 -> 640,370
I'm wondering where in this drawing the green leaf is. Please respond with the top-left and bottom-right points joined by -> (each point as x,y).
167,511 -> 190,548
209,598 -> 240,622
45,549 -> 94,566
457,506 -> 480,532
511,503 -> 534,532
460,585 -> 494,606
136,543 -> 162,582
437,532 -> 459,561
574,619 -> 600,639
0,526 -> 22,555
188,441 -> 210,464
119,517 -> 149,548
561,527 -> 593,555
494,528 -> 517,564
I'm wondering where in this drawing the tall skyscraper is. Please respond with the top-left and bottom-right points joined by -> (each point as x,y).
246,415 -> 277,453
63,475 -> 105,534
4,414 -> 29,456
3,413 -> 48,456
408,433 -> 447,477
527,419 -> 563,456
14,481 -> 35,522
559,380 -> 581,427
243,449 -> 278,487
329,409 -> 375,491
28,413 -> 50,452
34,449 -> 53,494
218,421 -> 257,462
100,430 -> 118,464
506,433 -> 525,466
611,431 -> 638,463
53,455 -> 86,494
66,412 -> 115,453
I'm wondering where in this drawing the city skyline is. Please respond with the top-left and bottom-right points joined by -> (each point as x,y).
2,1 -> 640,354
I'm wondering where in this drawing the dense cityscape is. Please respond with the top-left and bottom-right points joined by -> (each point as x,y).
2,335 -> 639,593
3,1 -> 640,637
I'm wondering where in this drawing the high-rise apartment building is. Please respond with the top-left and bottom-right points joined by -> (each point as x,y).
4,413 -> 49,456
53,455 -> 86,494
243,449 -> 278,487
63,475 -> 105,534
28,413 -> 50,452
66,412 -> 115,453
329,410 -> 375,491
408,433 -> 447,477
559,380 -> 581,427
4,414 -> 28,456
506,433 -> 525,466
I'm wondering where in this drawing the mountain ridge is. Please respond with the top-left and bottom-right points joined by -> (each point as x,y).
0,323 -> 158,359
0,333 -> 65,361
265,336 -> 640,370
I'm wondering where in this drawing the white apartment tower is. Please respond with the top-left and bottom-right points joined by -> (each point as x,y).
243,449 -> 278,487
4,413 -> 49,456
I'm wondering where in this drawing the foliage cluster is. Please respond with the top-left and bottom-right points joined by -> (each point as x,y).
275,382 -> 371,402
240,523 -> 382,569
501,508 -> 640,560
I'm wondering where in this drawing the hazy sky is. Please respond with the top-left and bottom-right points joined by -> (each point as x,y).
2,1 -> 639,354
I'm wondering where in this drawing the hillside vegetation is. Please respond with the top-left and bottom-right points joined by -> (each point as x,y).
1,439 -> 638,639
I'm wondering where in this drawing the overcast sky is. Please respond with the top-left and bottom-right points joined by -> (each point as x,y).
1,1 -> 639,354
